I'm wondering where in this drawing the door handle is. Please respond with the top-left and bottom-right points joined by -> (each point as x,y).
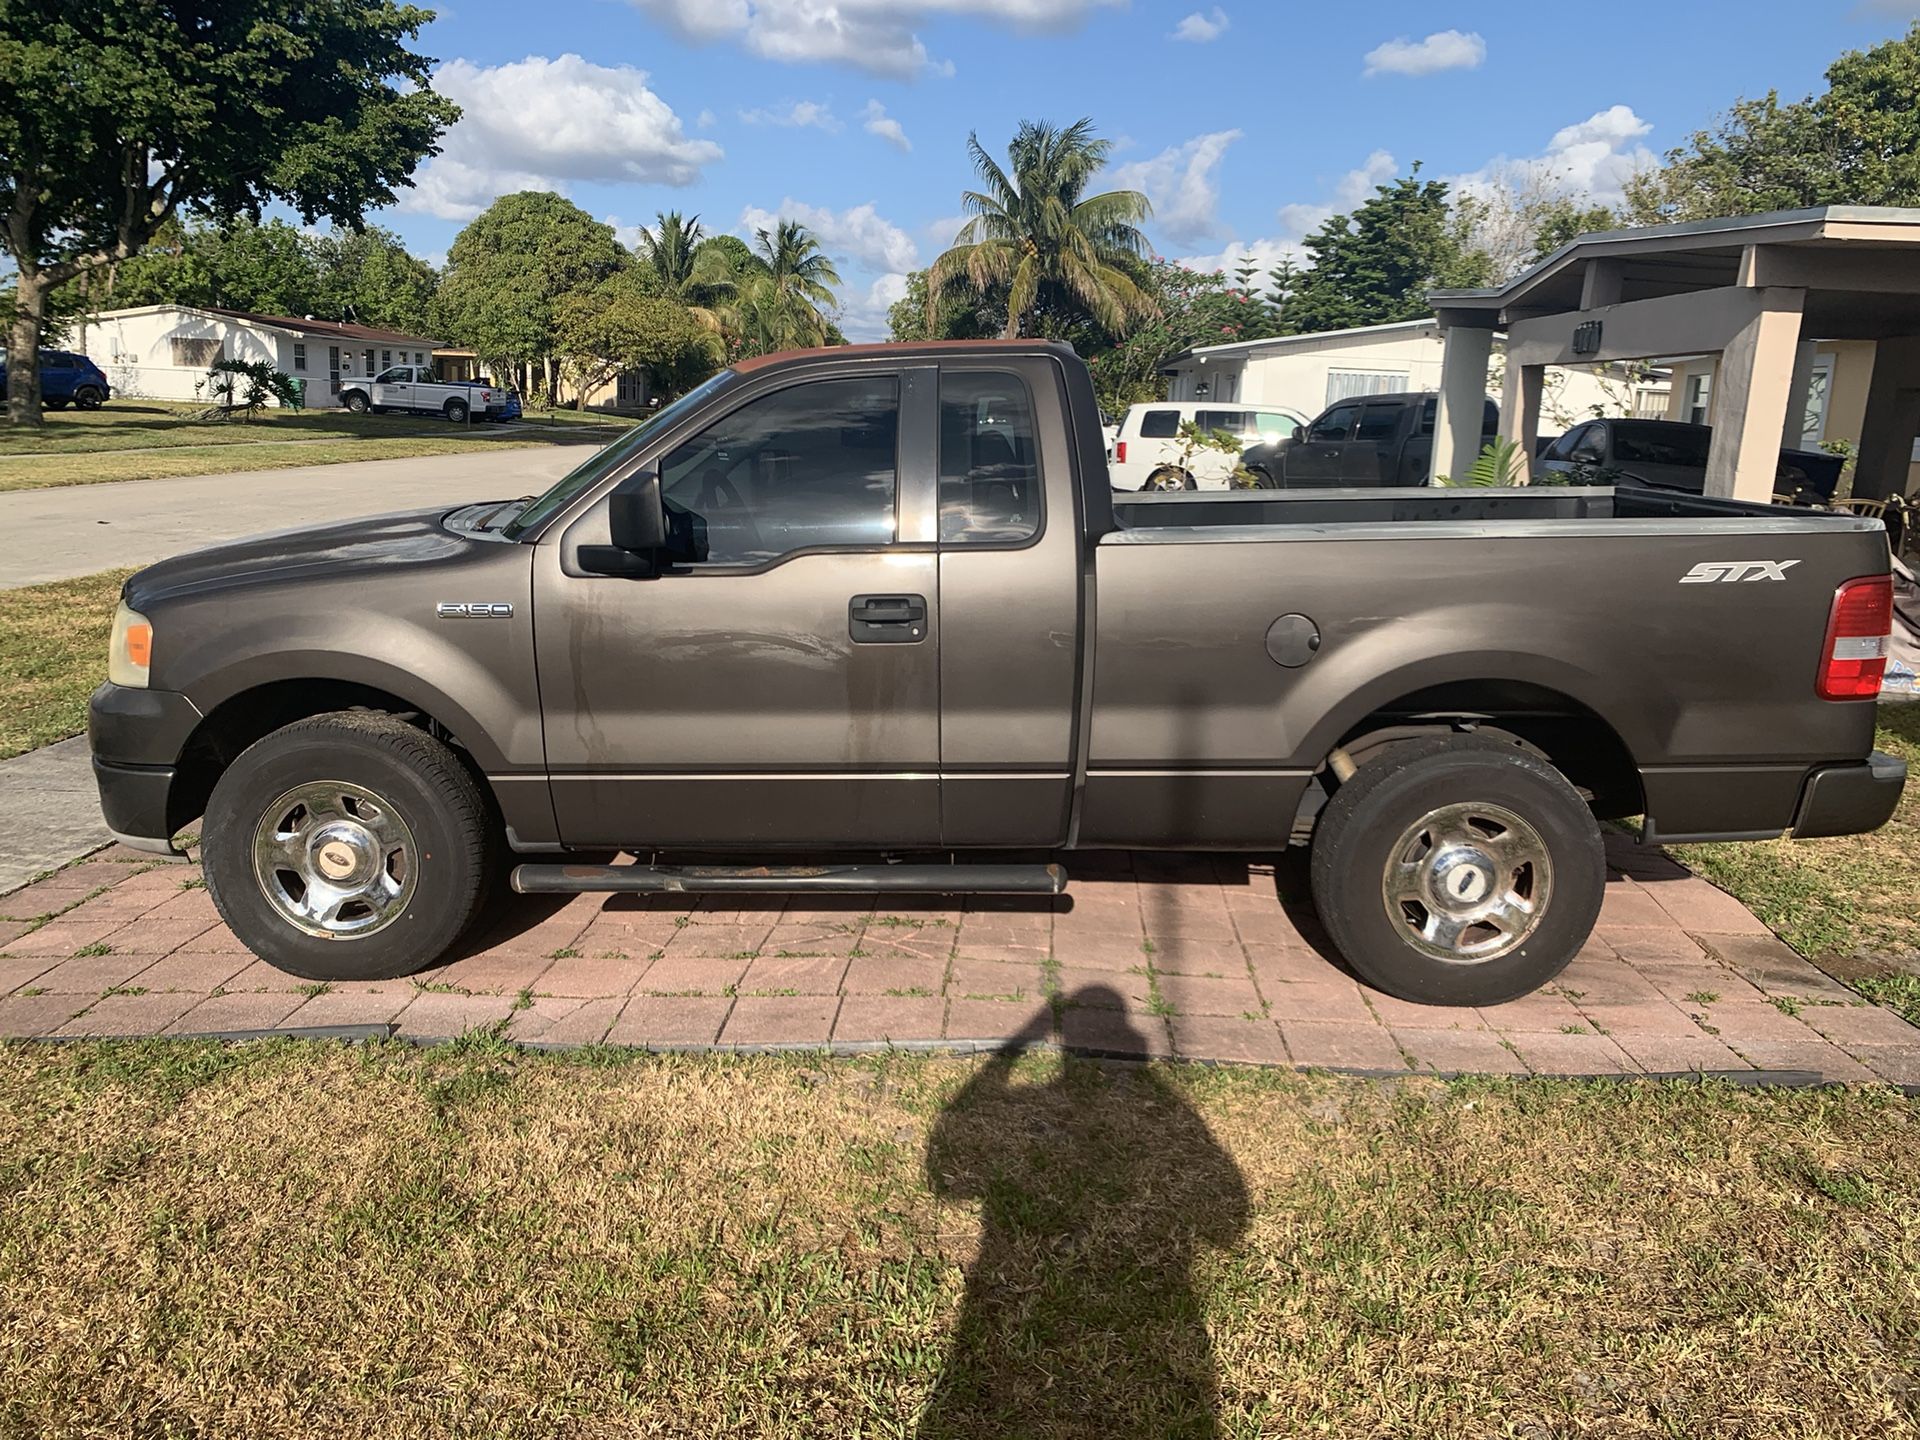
850,593 -> 928,644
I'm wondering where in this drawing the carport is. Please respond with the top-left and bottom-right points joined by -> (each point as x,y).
1427,207 -> 1920,500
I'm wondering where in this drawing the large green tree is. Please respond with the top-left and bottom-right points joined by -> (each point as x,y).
432,192 -> 626,396
555,271 -> 719,408
929,118 -> 1155,340
734,220 -> 842,355
0,0 -> 455,425
308,226 -> 439,335
1284,169 -> 1491,335
1627,25 -> 1920,223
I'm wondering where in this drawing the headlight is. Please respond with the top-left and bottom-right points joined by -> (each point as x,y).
108,600 -> 152,688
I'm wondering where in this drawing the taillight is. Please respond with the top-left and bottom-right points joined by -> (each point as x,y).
1115,440 -> 1127,463
1816,574 -> 1893,700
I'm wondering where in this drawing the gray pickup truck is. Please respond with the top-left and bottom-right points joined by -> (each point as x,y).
89,340 -> 1905,1006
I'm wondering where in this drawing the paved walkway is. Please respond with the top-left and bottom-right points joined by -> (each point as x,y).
0,446 -> 581,587
3,835 -> 1915,1085
0,739 -> 107,894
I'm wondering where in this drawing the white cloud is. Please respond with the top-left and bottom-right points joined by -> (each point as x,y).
739,99 -> 842,130
1274,148 -> 1398,240
628,0 -> 1121,78
1171,7 -> 1228,42
1110,129 -> 1242,244
1176,235 -> 1307,279
862,99 -> 912,151
739,198 -> 920,273
1449,104 -> 1655,210
838,271 -> 913,340
1362,29 -> 1486,78
394,54 -> 722,221
696,107 -> 718,128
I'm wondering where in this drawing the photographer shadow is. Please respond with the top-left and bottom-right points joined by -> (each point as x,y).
918,988 -> 1250,1438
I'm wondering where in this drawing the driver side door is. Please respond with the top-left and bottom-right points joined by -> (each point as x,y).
533,367 -> 943,850
371,366 -> 415,412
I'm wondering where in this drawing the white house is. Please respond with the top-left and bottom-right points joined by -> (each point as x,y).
77,304 -> 442,407
1160,318 -> 1669,439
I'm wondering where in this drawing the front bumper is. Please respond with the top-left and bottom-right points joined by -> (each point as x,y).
1792,750 -> 1907,840
88,683 -> 202,851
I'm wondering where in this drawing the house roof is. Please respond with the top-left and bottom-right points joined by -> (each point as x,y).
84,303 -> 438,348
1162,318 -> 1440,368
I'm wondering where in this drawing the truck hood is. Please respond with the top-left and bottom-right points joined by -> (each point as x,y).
123,506 -> 493,609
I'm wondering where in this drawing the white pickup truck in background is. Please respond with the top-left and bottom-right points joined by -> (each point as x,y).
340,365 -> 504,423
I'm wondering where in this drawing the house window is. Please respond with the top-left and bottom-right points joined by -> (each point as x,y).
169,337 -> 220,368
1685,372 -> 1713,426
292,343 -> 307,372
363,350 -> 374,377
1325,369 -> 1408,405
328,346 -> 341,395
1800,356 -> 1834,447
381,349 -> 392,369
414,351 -> 425,366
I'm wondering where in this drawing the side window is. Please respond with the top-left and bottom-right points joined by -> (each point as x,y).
1482,399 -> 1500,434
1137,409 -> 1179,439
1418,398 -> 1437,434
374,366 -> 410,384
1308,404 -> 1359,443
940,371 -> 1040,546
1195,409 -> 1250,436
1544,424 -> 1587,462
1354,404 -> 1400,443
1253,411 -> 1295,437
660,376 -> 899,567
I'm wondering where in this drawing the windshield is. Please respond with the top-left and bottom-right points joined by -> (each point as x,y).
502,370 -> 737,539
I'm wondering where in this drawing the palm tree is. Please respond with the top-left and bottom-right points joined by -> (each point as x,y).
633,211 -> 738,335
736,219 -> 843,354
930,118 -> 1156,340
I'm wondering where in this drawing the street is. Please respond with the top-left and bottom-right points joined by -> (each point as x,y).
0,446 -> 583,587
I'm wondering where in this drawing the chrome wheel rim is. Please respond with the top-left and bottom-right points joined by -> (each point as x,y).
1381,802 -> 1551,965
251,781 -> 417,938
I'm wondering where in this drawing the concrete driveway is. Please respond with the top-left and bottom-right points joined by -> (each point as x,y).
0,446 -> 584,588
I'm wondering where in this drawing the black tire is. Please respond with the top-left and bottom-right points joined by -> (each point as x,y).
201,712 -> 498,981
1309,735 -> 1604,1006
1249,465 -> 1280,489
344,391 -> 370,414
1143,466 -> 1195,492
72,386 -> 105,410
444,398 -> 469,424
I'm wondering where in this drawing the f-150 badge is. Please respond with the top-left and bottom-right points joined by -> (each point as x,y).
436,602 -> 515,618
1679,560 -> 1801,584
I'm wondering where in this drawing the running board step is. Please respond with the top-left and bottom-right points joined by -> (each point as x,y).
511,862 -> 1067,896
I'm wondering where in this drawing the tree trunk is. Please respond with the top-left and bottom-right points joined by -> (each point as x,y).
1001,312 -> 1021,341
6,272 -> 49,428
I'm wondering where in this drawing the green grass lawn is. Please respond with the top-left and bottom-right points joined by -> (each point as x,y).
0,1042 -> 1913,1438
0,568 -> 131,759
0,400 -> 631,491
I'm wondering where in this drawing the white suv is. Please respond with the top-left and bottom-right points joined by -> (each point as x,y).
1108,402 -> 1307,491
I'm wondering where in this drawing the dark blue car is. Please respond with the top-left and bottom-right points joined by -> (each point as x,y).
0,349 -> 112,410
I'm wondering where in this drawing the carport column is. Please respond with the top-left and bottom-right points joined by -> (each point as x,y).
1853,336 -> 1920,501
1702,288 -> 1805,503
1498,361 -> 1544,485
1430,320 -> 1496,484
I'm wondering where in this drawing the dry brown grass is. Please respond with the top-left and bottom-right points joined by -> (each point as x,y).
0,1041 -> 1916,1439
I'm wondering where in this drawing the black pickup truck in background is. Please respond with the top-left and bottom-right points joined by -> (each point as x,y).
1537,418 -> 1846,500
1242,392 -> 1499,487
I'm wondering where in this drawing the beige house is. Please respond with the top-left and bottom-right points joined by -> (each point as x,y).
1160,319 -> 1668,439
1430,206 -> 1920,499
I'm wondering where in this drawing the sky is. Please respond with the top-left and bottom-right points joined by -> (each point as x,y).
371,0 -> 1920,338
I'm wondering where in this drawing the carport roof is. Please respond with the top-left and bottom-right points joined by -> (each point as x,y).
1430,205 -> 1920,340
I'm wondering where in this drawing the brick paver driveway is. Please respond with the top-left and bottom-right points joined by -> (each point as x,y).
3,834 -> 1916,1086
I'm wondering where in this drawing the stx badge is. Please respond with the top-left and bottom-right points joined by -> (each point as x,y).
1678,560 -> 1802,584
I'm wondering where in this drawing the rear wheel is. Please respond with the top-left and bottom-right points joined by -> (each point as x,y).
1142,466 -> 1195,492
72,385 -> 105,410
445,398 -> 470,423
202,712 -> 498,980
1309,735 -> 1604,1006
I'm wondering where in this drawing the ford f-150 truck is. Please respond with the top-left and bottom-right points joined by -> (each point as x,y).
89,341 -> 1906,1006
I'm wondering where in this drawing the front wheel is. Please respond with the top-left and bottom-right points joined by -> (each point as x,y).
1142,466 -> 1195,492
1309,735 -> 1605,1006
202,712 -> 498,980
444,398 -> 469,424
344,391 -> 370,414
